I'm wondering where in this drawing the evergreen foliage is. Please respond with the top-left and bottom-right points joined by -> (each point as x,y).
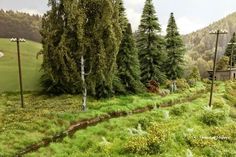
83,0 -> 122,98
41,0 -> 122,98
189,67 -> 201,81
137,0 -> 166,85
217,56 -> 229,70
116,0 -> 129,33
41,0 -> 83,94
225,32 -> 236,67
117,23 -> 143,93
165,13 -> 185,80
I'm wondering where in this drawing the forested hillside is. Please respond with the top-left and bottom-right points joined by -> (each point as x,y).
183,12 -> 236,77
184,12 -> 236,61
0,10 -> 41,42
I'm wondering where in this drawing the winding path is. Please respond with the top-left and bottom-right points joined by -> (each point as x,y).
15,89 -> 207,157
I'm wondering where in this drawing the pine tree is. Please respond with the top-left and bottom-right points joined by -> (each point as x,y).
83,0 -> 122,98
117,23 -> 144,93
41,0 -> 82,94
115,0 -> 143,94
116,0 -> 128,33
137,0 -> 166,85
225,32 -> 236,67
165,12 -> 185,80
41,0 -> 122,98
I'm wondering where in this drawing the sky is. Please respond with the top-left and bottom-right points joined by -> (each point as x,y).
0,0 -> 236,34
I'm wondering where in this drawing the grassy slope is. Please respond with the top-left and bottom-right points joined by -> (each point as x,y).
0,83 -> 205,156
26,82 -> 236,157
0,38 -> 42,92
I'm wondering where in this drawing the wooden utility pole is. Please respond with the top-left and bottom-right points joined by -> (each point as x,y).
209,30 -> 227,107
10,38 -> 26,108
228,35 -> 236,80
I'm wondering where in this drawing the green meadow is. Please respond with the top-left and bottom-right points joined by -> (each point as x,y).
0,38 -> 42,93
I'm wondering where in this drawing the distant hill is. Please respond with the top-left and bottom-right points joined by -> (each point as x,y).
184,12 -> 236,61
0,10 -> 41,42
0,38 -> 42,92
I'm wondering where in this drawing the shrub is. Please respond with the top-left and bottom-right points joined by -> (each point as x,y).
212,99 -> 225,109
138,118 -> 152,130
186,136 -> 215,148
170,105 -> 188,116
124,123 -> 169,155
176,79 -> 190,91
210,124 -> 236,142
188,67 -> 201,81
188,79 -> 197,87
124,136 -> 148,155
164,80 -> 172,89
147,80 -> 160,93
200,109 -> 228,126
202,78 -> 211,84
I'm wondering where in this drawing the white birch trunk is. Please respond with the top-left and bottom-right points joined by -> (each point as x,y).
81,56 -> 87,111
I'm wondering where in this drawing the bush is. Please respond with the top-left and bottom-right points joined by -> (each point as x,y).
186,136 -> 216,148
212,99 -> 225,109
200,109 -> 228,126
202,78 -> 211,84
124,123 -> 169,155
138,118 -> 152,130
210,124 -> 236,142
170,105 -> 188,116
147,80 -> 160,93
188,79 -> 197,87
176,79 -> 190,91
164,80 -> 172,89
124,136 -> 148,155
188,67 -> 201,81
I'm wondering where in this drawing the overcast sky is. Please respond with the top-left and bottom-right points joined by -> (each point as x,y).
0,0 -> 236,34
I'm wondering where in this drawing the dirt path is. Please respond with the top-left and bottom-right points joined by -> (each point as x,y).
15,89 -> 207,157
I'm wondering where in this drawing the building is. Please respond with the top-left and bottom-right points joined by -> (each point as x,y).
208,68 -> 236,81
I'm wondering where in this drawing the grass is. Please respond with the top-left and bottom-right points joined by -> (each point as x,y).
0,83 -> 206,156
0,38 -> 42,92
25,81 -> 236,157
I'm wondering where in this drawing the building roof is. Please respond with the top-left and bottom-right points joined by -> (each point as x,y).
208,68 -> 236,72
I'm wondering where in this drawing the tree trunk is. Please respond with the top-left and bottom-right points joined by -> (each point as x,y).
81,56 -> 87,111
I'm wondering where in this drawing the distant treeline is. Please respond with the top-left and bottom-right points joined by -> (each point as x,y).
0,10 -> 41,42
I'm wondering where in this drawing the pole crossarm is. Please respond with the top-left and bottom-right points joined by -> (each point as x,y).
209,30 -> 228,34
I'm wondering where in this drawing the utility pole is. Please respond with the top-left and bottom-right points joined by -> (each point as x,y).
10,38 -> 26,108
228,34 -> 236,80
209,30 -> 227,107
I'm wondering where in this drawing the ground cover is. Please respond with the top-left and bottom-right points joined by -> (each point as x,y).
0,83 -> 206,156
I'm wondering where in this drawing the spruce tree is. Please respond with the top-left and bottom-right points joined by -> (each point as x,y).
117,23 -> 144,93
225,32 -> 236,67
137,0 -> 166,85
116,0 -> 128,33
41,0 -> 122,98
115,0 -> 143,94
83,0 -> 122,98
165,13 -> 185,80
41,0 -> 82,94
